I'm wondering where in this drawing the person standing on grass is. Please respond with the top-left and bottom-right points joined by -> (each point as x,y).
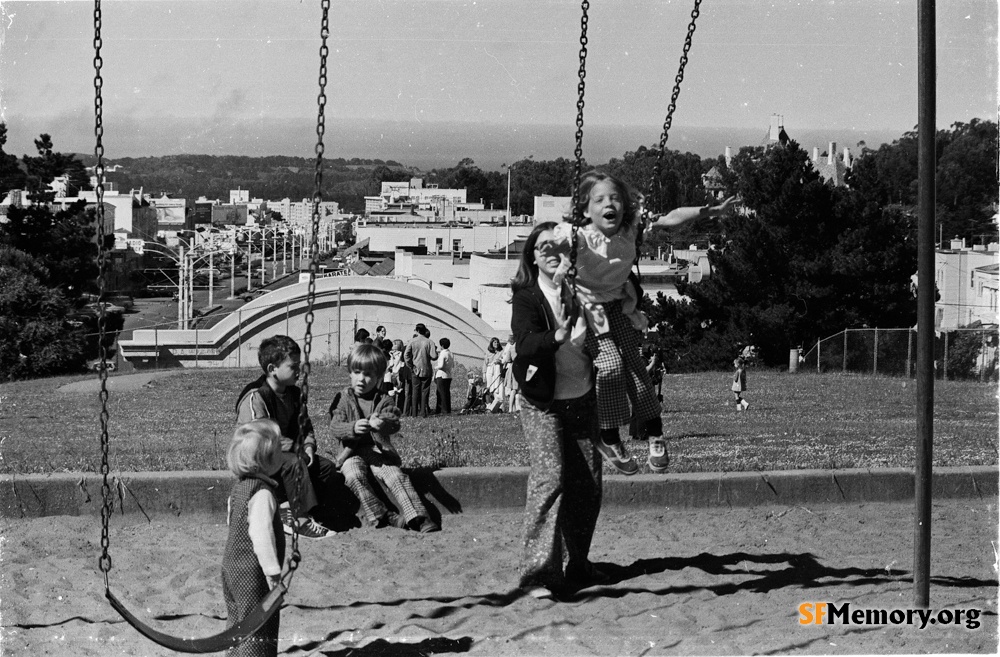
328,343 -> 439,533
433,337 -> 454,415
379,338 -> 396,395
235,335 -> 342,538
629,343 -> 663,440
483,337 -> 506,409
510,221 -> 606,599
501,334 -> 521,412
732,357 -> 749,411
390,338 -> 411,417
222,419 -> 285,657
404,323 -> 438,418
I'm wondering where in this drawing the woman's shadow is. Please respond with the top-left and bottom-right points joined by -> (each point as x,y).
574,551 -> 996,599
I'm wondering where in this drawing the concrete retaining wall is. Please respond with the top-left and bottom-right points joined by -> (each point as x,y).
2,466 -> 996,519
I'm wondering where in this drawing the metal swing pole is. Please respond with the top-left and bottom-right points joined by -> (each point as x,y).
914,0 -> 935,608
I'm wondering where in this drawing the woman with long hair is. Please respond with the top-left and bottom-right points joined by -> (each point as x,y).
483,336 -> 506,410
508,221 -> 606,598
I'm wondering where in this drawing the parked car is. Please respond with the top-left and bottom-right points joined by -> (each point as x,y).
85,302 -> 127,315
87,358 -> 117,373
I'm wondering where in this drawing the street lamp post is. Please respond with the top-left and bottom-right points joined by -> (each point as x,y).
506,165 -> 512,259
207,232 -> 215,308
272,229 -> 278,281
259,229 -> 266,287
177,245 -> 186,329
230,240 -> 236,299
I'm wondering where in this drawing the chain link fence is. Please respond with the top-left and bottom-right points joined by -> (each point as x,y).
800,328 -> 999,381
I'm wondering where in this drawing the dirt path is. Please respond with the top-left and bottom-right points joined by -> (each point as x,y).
2,499 -> 996,656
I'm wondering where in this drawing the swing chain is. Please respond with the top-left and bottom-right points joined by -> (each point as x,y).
294,0 -> 330,569
646,0 -> 701,222
635,0 -> 701,273
93,0 -> 113,583
568,0 -> 589,289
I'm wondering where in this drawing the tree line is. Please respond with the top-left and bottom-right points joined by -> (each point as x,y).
0,119 -> 996,379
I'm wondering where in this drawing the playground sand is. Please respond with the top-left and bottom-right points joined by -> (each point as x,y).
2,499 -> 996,656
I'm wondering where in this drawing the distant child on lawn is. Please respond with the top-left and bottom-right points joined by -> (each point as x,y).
732,357 -> 749,411
328,343 -> 440,532
222,419 -> 285,657
236,335 -> 345,538
546,170 -> 739,475
461,369 -> 485,414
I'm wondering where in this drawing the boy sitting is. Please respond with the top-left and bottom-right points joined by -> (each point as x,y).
236,335 -> 352,538
328,343 -> 439,533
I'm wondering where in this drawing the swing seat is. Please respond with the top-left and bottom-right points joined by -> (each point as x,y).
106,578 -> 286,654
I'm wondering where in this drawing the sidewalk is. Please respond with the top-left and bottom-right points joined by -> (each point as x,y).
2,499 -> 996,655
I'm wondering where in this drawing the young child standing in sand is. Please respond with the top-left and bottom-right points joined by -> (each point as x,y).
546,170 -> 738,475
328,344 -> 439,533
732,357 -> 749,411
222,419 -> 285,657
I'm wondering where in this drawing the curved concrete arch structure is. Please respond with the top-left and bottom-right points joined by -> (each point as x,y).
118,276 -> 505,370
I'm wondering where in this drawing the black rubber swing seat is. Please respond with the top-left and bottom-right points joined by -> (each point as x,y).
106,578 -> 287,654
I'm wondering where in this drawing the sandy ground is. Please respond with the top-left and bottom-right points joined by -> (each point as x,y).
2,499 -> 997,656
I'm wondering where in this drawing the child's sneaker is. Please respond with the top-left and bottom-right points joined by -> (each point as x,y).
418,517 -> 441,533
740,399 -> 749,411
378,511 -> 408,529
647,437 -> 669,473
296,517 -> 337,540
593,438 -> 639,475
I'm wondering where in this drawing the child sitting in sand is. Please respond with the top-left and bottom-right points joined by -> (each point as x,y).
222,419 -> 285,657
328,343 -> 440,533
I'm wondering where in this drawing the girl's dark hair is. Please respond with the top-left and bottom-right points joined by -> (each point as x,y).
487,337 -> 502,353
510,221 -> 558,295
567,170 -> 640,231
439,337 -> 451,349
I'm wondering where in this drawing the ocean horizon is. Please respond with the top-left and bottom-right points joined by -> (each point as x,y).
7,114 -> 911,172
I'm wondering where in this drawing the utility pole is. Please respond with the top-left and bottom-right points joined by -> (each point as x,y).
506,166 -> 512,260
177,245 -> 185,329
208,233 -> 214,308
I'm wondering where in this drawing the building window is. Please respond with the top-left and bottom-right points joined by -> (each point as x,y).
435,238 -> 443,252
418,238 -> 426,247
453,239 -> 462,253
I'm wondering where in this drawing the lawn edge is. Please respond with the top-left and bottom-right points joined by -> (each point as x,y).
1,466 -> 997,519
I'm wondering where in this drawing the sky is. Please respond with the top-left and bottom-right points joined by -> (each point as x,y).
0,0 -> 996,170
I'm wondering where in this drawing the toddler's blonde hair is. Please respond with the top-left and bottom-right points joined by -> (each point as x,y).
228,419 -> 281,478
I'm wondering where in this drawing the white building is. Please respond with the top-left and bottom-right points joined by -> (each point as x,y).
972,264 -> 999,326
934,238 -> 1000,329
534,196 -> 571,223
265,198 -> 339,227
356,221 -> 532,255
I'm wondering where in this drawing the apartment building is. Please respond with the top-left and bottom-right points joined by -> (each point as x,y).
934,238 -> 1000,329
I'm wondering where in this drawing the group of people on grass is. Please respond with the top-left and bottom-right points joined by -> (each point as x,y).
222,170 -> 740,655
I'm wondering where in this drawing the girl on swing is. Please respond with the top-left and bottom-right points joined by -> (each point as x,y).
543,170 -> 738,474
